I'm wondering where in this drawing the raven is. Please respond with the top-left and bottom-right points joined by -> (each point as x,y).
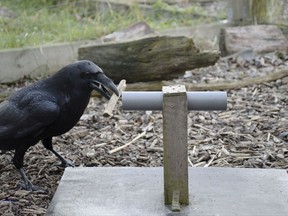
0,60 -> 119,192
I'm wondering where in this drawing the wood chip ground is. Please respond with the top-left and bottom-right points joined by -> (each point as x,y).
0,52 -> 288,215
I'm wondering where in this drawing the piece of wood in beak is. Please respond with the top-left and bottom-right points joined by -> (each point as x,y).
103,79 -> 127,117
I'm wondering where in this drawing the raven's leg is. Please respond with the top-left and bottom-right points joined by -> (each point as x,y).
13,146 -> 47,193
42,137 -> 75,167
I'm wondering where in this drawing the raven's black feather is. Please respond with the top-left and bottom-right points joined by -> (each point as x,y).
0,60 -> 118,191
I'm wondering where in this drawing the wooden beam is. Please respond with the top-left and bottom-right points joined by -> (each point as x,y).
162,85 -> 189,206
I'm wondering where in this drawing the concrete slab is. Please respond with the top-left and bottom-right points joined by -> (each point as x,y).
0,41 -> 89,83
46,167 -> 288,216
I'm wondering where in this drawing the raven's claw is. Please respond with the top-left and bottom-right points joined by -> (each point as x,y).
55,159 -> 75,168
17,182 -> 48,193
17,168 -> 48,193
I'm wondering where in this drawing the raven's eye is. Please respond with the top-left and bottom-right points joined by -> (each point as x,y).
81,71 -> 90,79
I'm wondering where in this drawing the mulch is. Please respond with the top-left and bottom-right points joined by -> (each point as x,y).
0,53 -> 287,215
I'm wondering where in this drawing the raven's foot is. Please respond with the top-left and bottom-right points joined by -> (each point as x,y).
50,149 -> 75,168
17,167 -> 48,193
279,131 -> 288,141
55,159 -> 75,168
17,181 -> 48,193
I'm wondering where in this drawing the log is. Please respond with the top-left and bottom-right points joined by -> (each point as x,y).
126,67 -> 288,91
2,68 -> 286,102
78,36 -> 219,83
186,68 -> 288,91
219,25 -> 288,56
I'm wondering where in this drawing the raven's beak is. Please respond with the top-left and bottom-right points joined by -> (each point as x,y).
90,73 -> 119,99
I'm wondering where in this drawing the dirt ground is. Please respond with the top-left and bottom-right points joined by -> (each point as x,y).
0,51 -> 287,215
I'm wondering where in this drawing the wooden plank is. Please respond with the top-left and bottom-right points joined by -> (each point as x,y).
162,85 -> 189,205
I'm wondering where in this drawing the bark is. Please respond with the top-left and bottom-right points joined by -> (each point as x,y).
78,36 -> 219,83
219,25 -> 288,56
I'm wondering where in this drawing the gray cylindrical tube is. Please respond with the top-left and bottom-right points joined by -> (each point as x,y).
122,91 -> 227,111
187,92 -> 227,111
122,91 -> 163,110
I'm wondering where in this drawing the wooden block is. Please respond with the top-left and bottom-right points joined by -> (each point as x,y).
162,85 -> 186,96
162,85 -> 189,205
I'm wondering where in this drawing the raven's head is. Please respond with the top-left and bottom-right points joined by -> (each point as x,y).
75,60 -> 119,99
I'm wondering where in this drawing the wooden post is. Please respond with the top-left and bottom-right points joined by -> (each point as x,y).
162,85 -> 189,207
227,0 -> 276,25
227,0 -> 250,24
251,0 -> 275,24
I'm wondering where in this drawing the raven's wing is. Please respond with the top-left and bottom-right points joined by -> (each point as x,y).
0,91 -> 60,140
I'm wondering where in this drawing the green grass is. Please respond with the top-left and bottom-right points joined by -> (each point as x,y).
0,0 -> 224,49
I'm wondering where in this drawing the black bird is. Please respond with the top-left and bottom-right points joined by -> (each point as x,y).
0,60 -> 119,192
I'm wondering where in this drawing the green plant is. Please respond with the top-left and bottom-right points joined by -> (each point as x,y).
0,0 -> 225,49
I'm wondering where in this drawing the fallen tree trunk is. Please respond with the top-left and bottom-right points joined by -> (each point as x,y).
78,36 -> 219,83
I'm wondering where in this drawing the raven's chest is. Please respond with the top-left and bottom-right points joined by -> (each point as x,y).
62,92 -> 90,117
47,92 -> 91,136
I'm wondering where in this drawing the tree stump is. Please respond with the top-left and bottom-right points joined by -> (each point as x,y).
219,25 -> 288,56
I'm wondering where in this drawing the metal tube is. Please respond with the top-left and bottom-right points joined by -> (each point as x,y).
122,91 -> 227,111
122,92 -> 162,110
187,92 -> 227,111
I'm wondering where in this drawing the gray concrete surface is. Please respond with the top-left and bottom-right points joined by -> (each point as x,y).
46,167 -> 288,216
0,41 -> 88,83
